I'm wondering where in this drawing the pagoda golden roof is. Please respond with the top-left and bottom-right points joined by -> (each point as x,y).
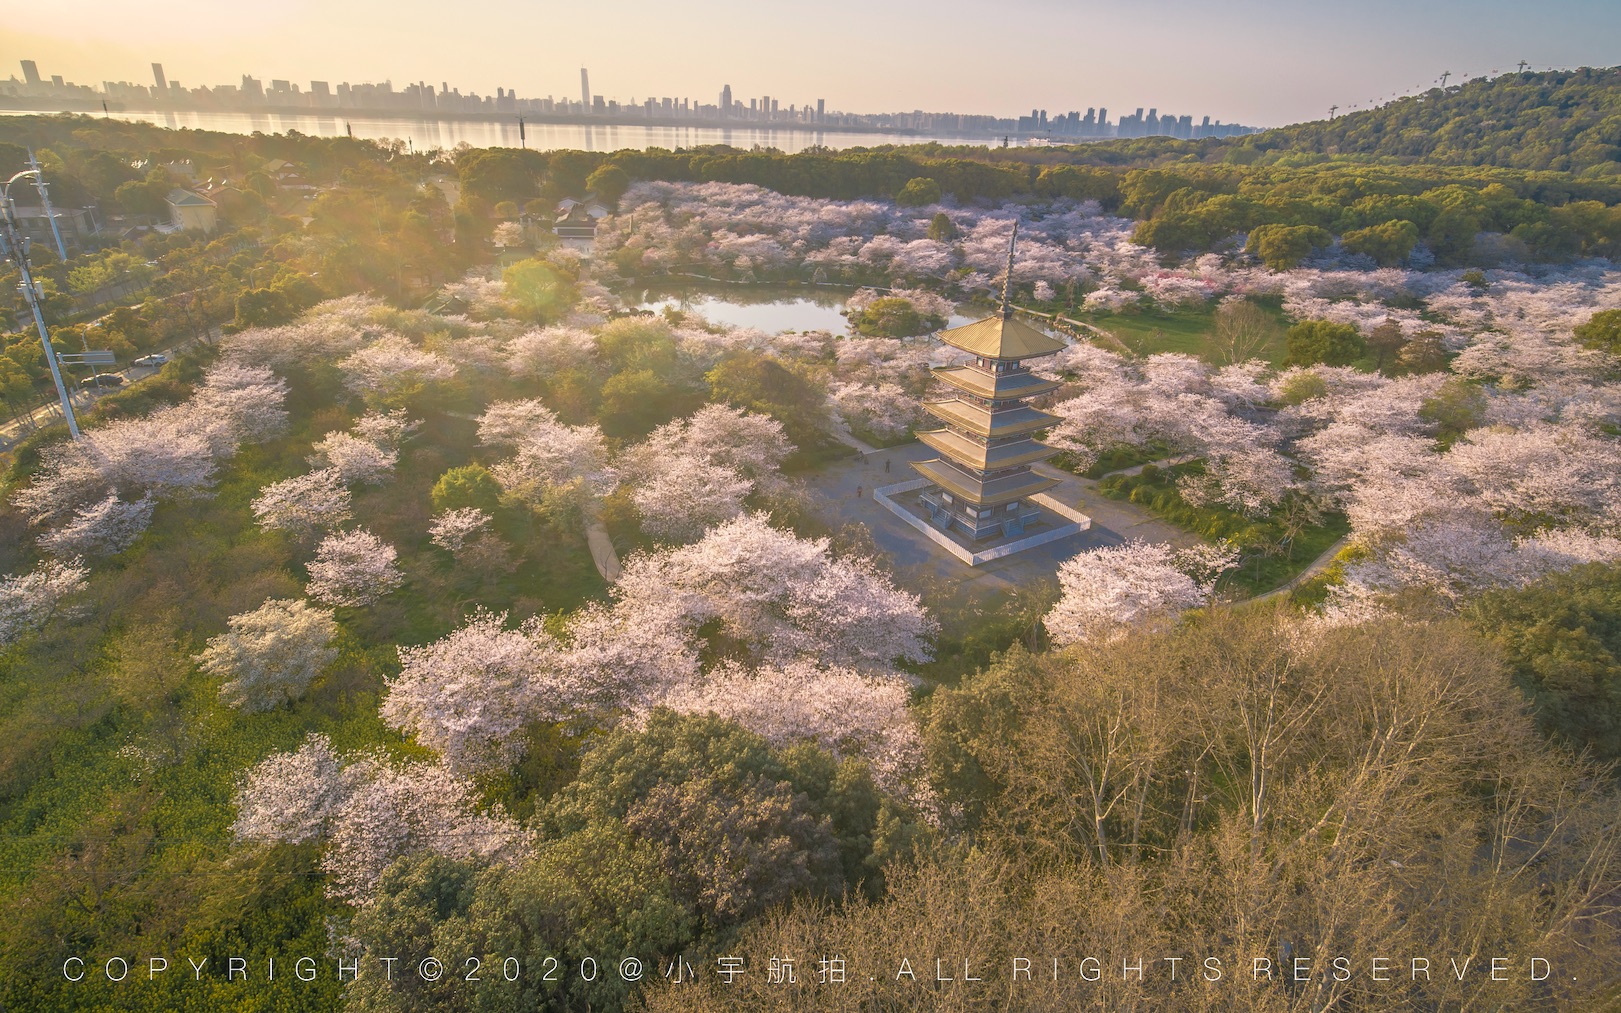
921,398 -> 1059,439
937,313 -> 1067,360
910,458 -> 1060,507
933,364 -> 1061,401
917,428 -> 1058,472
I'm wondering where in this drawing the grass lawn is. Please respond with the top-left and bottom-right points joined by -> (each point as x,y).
1100,462 -> 1351,597
1075,296 -> 1293,366
1052,443 -> 1175,479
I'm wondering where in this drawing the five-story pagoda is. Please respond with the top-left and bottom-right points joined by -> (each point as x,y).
912,224 -> 1067,539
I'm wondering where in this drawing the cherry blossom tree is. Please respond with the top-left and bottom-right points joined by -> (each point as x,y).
37,493 -> 155,558
609,513 -> 936,671
479,399 -> 615,502
308,431 -> 397,486
190,361 -> 290,446
429,507 -> 494,554
351,409 -> 420,450
1045,539 -> 1238,645
306,529 -> 404,607
0,558 -> 89,644
197,598 -> 340,711
252,469 -> 353,540
631,455 -> 753,542
337,334 -> 457,406
659,660 -> 929,804
828,381 -> 919,440
232,733 -> 529,903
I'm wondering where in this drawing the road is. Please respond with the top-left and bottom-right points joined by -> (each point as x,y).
0,327 -> 220,450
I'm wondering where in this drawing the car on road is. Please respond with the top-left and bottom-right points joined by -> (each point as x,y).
80,374 -> 124,389
132,353 -> 168,368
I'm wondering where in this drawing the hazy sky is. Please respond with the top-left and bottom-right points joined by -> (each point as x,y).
5,0 -> 1618,126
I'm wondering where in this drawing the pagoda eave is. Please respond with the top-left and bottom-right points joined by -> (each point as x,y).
932,365 -> 1061,400
910,458 -> 1060,508
916,428 -> 1059,471
921,399 -> 1059,439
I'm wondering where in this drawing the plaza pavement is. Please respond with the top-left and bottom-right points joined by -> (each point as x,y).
800,439 -> 1197,606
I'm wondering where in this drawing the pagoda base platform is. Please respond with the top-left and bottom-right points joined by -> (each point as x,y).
873,479 -> 1092,567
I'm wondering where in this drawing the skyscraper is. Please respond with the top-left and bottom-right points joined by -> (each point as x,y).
20,60 -> 41,87
152,63 -> 167,92
720,84 -> 732,117
579,68 -> 590,108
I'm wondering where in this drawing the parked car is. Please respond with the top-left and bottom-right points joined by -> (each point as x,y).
80,374 -> 124,388
132,353 -> 168,368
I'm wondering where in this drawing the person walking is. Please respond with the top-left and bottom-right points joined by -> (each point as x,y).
884,459 -> 891,473
856,485 -> 863,499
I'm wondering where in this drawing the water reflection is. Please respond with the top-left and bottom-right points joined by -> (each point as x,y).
630,285 -> 977,335
8,109 -> 987,154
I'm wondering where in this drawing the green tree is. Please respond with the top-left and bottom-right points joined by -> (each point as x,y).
1341,219 -> 1420,266
599,368 -> 680,437
431,464 -> 503,513
706,352 -> 826,449
1245,223 -> 1332,270
1420,377 -> 1487,442
232,287 -> 296,329
1469,564 -> 1621,763
1284,319 -> 1366,367
854,296 -> 928,337
926,212 -> 959,242
894,177 -> 942,207
586,164 -> 631,206
1574,308 -> 1621,355
1398,328 -> 1449,373
502,258 -> 576,323
1366,317 -> 1407,372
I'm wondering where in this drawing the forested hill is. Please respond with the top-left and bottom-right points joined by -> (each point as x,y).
1242,67 -> 1621,173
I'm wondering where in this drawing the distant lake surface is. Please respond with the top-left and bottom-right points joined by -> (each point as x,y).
8,109 -> 994,153
629,285 -> 978,335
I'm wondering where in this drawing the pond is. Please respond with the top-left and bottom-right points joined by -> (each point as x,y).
627,284 -> 980,336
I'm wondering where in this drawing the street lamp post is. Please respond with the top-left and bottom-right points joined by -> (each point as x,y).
0,170 -> 81,439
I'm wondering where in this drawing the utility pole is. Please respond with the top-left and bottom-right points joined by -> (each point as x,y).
0,171 -> 81,439
26,150 -> 68,262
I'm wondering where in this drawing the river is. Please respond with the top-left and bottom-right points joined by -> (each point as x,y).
629,284 -> 979,335
9,108 -> 999,153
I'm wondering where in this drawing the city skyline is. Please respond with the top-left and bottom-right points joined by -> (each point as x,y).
3,57 -> 1256,141
4,0 -> 1619,127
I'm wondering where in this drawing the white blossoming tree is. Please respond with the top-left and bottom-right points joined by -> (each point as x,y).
1045,539 -> 1239,645
197,598 -> 341,711
37,493 -> 155,558
308,431 -> 398,486
428,507 -> 494,555
337,334 -> 457,408
610,513 -> 937,671
251,469 -> 353,540
0,558 -> 90,645
381,611 -> 559,770
305,529 -> 404,607
232,733 -> 529,903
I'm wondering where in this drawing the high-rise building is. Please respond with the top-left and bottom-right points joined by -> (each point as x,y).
580,68 -> 590,108
151,63 -> 167,92
720,84 -> 732,116
816,98 -> 825,122
20,60 -> 40,86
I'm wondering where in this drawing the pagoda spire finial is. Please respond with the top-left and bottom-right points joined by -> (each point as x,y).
999,220 -> 1020,319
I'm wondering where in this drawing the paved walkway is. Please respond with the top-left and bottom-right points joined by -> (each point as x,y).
799,441 -> 1194,608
